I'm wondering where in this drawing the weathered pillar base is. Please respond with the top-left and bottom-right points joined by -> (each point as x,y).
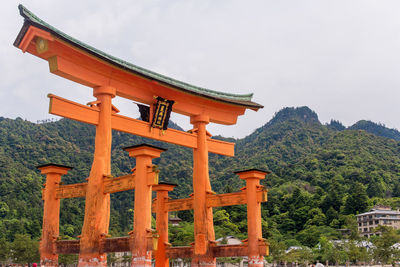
248,255 -> 264,267
191,255 -> 216,267
130,234 -> 153,267
78,254 -> 107,267
131,253 -> 153,267
40,257 -> 58,267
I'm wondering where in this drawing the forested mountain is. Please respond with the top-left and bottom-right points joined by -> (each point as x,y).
349,120 -> 400,141
1,106 -> 400,248
326,118 -> 400,141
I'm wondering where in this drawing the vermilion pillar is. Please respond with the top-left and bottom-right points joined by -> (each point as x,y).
153,183 -> 176,267
124,144 -> 167,267
190,114 -> 216,267
79,86 -> 116,266
235,169 -> 269,267
37,163 -> 72,267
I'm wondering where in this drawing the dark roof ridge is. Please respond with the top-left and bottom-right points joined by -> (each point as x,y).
15,4 -> 263,109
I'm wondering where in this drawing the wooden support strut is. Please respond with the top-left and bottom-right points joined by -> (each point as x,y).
52,170 -> 269,261
151,189 -> 268,212
48,94 -> 234,156
124,144 -> 167,267
55,238 -> 269,257
37,163 -> 72,267
153,183 -> 176,267
236,169 -> 271,267
54,169 -> 157,199
165,243 -> 269,259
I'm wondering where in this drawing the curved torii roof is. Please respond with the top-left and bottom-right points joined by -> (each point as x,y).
14,5 -> 263,125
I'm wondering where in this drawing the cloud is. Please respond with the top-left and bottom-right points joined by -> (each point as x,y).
1,0 -> 400,137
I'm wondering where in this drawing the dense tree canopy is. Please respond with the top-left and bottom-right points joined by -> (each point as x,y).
1,106 -> 400,255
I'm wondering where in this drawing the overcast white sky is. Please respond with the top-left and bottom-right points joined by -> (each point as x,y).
1,0 -> 400,138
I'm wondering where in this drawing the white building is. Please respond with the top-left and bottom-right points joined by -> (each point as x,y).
356,206 -> 400,238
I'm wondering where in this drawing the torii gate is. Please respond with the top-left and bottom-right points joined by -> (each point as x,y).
14,5 -> 268,267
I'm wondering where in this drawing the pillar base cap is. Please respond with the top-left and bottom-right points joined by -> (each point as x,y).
124,143 -> 167,158
233,168 -> 270,175
123,143 -> 167,152
37,163 -> 73,170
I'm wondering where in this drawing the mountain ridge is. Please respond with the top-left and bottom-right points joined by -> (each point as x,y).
260,107 -> 400,141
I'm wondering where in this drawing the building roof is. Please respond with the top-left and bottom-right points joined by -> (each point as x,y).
14,5 -> 263,110
356,209 -> 400,217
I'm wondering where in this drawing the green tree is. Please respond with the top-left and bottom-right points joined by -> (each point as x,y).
286,247 -> 314,266
392,182 -> 400,197
326,207 -> 339,226
305,208 -> 326,227
371,225 -> 400,265
344,240 -> 362,264
315,236 -> 348,266
344,183 -> 368,215
0,238 -> 10,265
213,209 -> 241,239
340,215 -> 360,240
320,179 -> 344,213
268,239 -> 287,265
9,234 -> 39,265
273,212 -> 296,234
292,206 -> 311,231
316,236 -> 334,264
296,225 -> 338,247
294,247 -> 314,266
58,254 -> 78,266
366,173 -> 385,198
0,202 -> 9,218
169,222 -> 194,246
357,246 -> 371,265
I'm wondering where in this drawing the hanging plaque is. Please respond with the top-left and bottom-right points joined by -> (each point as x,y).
151,97 -> 174,130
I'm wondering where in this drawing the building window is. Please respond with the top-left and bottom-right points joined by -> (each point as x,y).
375,220 -> 379,224
369,221 -> 373,225
364,228 -> 368,232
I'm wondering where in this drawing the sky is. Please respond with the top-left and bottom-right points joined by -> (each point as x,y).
1,0 -> 400,138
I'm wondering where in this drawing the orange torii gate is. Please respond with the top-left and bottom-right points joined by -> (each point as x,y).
14,5 -> 268,267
